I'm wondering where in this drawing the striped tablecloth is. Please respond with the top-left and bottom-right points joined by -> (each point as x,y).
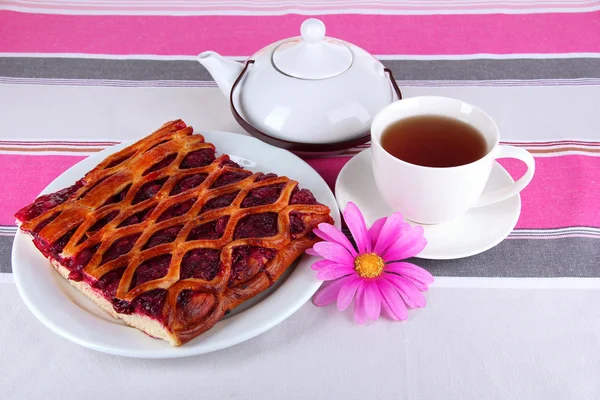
1,2 -> 599,399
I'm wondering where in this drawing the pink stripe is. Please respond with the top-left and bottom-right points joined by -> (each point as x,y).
3,154 -> 599,230
311,155 -> 600,230
3,1 -> 600,13
498,156 -> 600,229
506,235 -> 600,240
1,155 -> 85,225
1,11 -> 600,55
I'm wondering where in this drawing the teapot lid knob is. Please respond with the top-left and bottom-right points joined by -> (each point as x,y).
301,18 -> 325,44
272,18 -> 353,80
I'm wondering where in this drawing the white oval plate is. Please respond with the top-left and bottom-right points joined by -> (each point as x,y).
12,131 -> 340,358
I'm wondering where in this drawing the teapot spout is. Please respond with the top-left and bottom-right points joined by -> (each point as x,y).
198,51 -> 244,97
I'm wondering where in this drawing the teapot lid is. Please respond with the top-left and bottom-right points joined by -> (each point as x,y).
272,19 -> 353,80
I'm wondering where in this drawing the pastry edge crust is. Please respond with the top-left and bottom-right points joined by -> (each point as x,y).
48,257 -> 182,346
18,224 -> 180,346
22,215 -> 331,346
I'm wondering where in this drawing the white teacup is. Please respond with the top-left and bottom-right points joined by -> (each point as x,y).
371,96 -> 535,225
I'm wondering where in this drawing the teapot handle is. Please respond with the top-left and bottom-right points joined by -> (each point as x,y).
385,67 -> 403,101
229,60 -> 402,153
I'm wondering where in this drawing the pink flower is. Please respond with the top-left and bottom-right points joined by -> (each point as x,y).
308,202 -> 433,324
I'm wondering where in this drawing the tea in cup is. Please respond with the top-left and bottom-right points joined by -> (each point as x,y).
371,96 -> 535,225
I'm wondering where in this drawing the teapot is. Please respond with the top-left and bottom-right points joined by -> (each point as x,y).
198,18 -> 401,155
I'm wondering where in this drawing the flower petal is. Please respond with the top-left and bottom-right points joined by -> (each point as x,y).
376,278 -> 409,320
311,259 -> 337,271
384,274 -> 427,309
374,213 -> 410,255
312,242 -> 355,266
312,276 -> 352,307
400,275 -> 429,292
384,262 -> 434,285
343,202 -> 371,253
368,217 -> 387,249
314,223 -> 357,257
379,296 -> 397,321
337,276 -> 361,311
363,281 -> 382,321
305,248 -> 319,256
316,264 -> 356,281
383,225 -> 427,262
353,282 -> 368,324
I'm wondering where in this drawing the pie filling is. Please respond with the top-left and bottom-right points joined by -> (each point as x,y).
15,120 -> 333,344
15,180 -> 85,222
20,178 -> 319,324
21,174 -> 318,318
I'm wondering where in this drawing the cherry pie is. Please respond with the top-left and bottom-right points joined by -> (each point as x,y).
15,120 -> 333,346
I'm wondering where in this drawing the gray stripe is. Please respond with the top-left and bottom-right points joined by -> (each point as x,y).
415,237 -> 600,278
1,57 -> 600,81
2,235 -> 599,277
0,235 -> 13,273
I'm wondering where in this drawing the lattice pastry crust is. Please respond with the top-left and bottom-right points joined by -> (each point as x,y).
15,120 -> 333,345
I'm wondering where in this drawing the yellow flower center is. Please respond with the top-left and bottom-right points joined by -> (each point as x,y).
354,253 -> 384,278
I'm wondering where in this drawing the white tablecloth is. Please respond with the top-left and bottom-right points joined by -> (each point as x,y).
2,279 -> 599,399
3,2 -> 600,396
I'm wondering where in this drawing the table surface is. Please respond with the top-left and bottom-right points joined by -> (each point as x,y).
1,1 -> 600,399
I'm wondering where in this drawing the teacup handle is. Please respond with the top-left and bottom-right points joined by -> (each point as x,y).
473,145 -> 535,208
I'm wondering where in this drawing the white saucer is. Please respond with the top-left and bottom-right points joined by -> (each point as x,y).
335,149 -> 521,260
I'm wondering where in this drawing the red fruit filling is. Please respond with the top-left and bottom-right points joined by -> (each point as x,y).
117,206 -> 156,228
229,246 -> 276,286
101,184 -> 131,207
67,244 -> 100,281
131,254 -> 171,288
170,173 -> 207,195
32,212 -> 61,233
179,149 -> 215,169
101,233 -> 141,265
112,256 -> 171,316
15,180 -> 84,222
143,225 -> 183,249
132,289 -> 167,320
289,211 -> 306,235
289,188 -> 317,205
157,198 -> 196,223
72,244 -> 99,270
241,183 -> 285,208
255,173 -> 278,182
50,229 -> 75,256
93,267 -> 125,298
180,248 -> 221,280
201,192 -> 239,213
143,153 -> 177,176
211,171 -> 252,188
112,298 -> 133,314
234,212 -> 278,239
220,159 -> 241,168
87,210 -> 119,234
187,216 -> 229,241
132,178 -> 167,204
